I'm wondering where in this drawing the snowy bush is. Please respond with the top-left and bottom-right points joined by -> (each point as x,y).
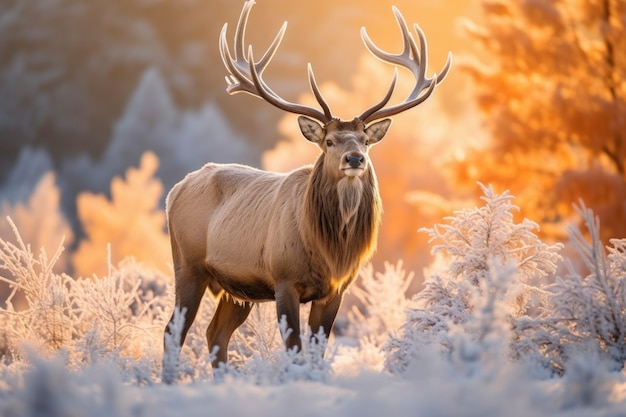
0,217 -> 169,380
0,217 -> 76,354
347,261 -> 415,344
330,261 -> 415,373
162,306 -> 188,385
514,203 -> 626,375
0,171 -> 74,283
232,316 -> 334,385
384,183 -> 562,374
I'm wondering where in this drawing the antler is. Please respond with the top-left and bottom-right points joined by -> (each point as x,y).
219,0 -> 334,124
358,6 -> 452,124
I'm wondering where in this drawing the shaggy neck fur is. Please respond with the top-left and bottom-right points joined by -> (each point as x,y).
303,157 -> 382,282
337,176 -> 364,231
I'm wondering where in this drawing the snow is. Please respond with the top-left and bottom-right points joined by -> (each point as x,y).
2,352 -> 625,417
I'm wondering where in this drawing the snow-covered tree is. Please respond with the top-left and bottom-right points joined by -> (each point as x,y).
0,217 -> 76,353
514,203 -> 626,375
385,183 -> 562,373
0,172 -> 74,313
0,215 -> 171,380
0,0 -> 224,156
105,68 -> 258,192
347,261 -> 415,344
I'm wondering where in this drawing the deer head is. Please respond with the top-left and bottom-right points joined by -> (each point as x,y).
219,1 -> 452,180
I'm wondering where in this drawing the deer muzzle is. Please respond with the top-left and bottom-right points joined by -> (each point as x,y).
342,153 -> 367,176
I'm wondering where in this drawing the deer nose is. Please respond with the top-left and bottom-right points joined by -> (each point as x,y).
346,155 -> 364,168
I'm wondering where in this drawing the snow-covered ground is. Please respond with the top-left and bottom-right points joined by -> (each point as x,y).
2,348 -> 626,417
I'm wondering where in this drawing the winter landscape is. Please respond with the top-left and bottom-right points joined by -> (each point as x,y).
1,184 -> 626,416
1,0 -> 626,416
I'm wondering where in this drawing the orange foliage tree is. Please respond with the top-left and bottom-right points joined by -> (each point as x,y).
456,0 -> 626,240
72,152 -> 170,277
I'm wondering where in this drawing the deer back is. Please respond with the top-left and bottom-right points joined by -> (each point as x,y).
167,162 -> 309,279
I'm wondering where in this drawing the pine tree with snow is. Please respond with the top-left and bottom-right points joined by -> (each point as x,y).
514,203 -> 626,375
385,183 -> 562,373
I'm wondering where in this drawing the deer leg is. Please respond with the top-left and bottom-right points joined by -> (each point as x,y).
206,295 -> 252,368
275,283 -> 301,352
164,264 -> 208,350
308,292 -> 343,349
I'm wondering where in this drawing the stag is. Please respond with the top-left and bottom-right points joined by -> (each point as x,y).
163,0 -> 451,371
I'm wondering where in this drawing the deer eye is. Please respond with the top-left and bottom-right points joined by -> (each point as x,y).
365,140 -> 369,146
326,140 -> 334,147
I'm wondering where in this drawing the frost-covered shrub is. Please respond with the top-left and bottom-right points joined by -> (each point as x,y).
385,183 -> 562,373
233,316 -> 333,385
515,203 -> 626,374
162,306 -> 187,385
348,261 -> 414,343
228,303 -> 284,369
0,218 -> 169,380
332,262 -> 414,373
0,217 -> 77,354
0,171 -> 74,282
76,256 -> 166,360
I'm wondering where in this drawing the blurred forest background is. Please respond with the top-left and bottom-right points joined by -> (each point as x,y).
0,0 -> 624,296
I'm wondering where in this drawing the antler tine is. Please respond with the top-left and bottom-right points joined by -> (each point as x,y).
247,47 -> 330,122
361,8 -> 413,69
235,1 -> 286,73
219,1 -> 287,96
233,0 -> 253,62
307,64 -> 333,121
357,68 -> 398,124
358,6 -> 452,124
219,0 -> 333,124
435,47 -> 453,84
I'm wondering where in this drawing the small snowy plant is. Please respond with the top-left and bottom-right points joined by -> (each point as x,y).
162,307 -> 186,385
348,261 -> 415,344
0,217 -> 77,354
333,262 -> 414,373
243,316 -> 333,385
224,306 -> 334,384
515,203 -> 626,375
0,216 -> 170,382
385,183 -> 562,374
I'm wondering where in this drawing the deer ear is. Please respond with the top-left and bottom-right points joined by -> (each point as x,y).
365,119 -> 392,145
298,116 -> 325,143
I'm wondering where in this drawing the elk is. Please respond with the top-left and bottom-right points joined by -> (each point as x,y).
163,0 -> 451,371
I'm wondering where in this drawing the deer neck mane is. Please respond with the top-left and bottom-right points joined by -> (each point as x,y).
303,157 -> 382,280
